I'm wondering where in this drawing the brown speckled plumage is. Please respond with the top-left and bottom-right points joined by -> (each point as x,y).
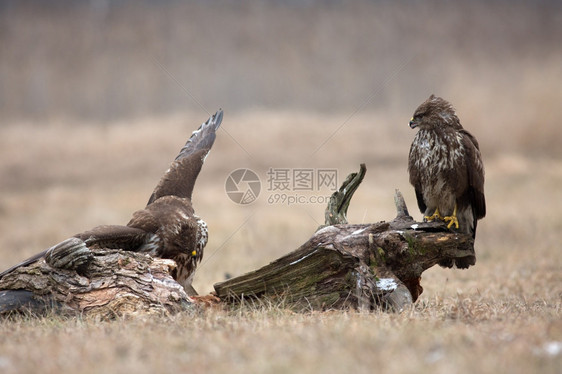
408,96 -> 485,268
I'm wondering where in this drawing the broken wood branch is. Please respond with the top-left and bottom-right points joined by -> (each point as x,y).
323,163 -> 366,226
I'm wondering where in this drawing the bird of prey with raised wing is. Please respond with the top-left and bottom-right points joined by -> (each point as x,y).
0,110 -> 223,295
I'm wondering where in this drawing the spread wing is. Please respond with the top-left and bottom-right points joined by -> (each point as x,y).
460,129 -> 486,219
0,225 -> 150,279
75,225 -> 150,250
147,109 -> 223,206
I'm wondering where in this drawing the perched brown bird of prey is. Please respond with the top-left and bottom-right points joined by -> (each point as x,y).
408,95 -> 485,268
0,110 -> 223,295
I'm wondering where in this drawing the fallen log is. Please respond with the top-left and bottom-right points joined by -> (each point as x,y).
0,238 -> 193,318
214,164 -> 475,312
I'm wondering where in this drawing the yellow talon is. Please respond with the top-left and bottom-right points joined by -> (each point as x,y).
444,216 -> 459,229
443,205 -> 459,229
424,208 -> 444,222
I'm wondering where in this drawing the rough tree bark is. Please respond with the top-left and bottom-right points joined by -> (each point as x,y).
0,164 -> 475,317
0,238 -> 193,318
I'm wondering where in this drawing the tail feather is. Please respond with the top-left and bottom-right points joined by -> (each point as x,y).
439,205 -> 477,269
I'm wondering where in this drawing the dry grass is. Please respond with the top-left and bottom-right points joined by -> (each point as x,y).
1,1 -> 561,373
0,300 -> 559,374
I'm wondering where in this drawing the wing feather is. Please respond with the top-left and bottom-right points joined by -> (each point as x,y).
460,129 -> 486,219
147,109 -> 223,205
75,225 -> 149,250
408,142 -> 427,214
0,250 -> 48,279
415,187 -> 427,214
0,225 -> 151,279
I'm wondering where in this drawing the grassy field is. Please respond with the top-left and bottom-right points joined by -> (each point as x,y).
1,1 -> 561,373
0,110 -> 560,373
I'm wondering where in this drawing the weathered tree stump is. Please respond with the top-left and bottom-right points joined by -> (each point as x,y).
214,164 -> 475,312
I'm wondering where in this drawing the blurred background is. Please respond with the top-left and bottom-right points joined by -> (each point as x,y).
1,0 -> 561,295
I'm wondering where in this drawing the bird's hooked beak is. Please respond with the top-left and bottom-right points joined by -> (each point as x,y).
409,117 -> 418,129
